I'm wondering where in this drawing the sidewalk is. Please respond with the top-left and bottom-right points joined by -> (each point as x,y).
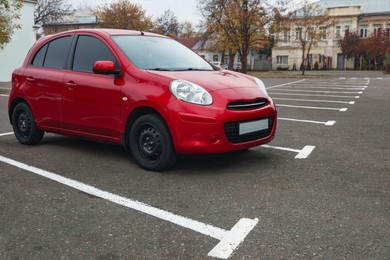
0,82 -> 11,88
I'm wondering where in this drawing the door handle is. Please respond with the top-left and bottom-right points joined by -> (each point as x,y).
26,76 -> 35,83
66,81 -> 77,89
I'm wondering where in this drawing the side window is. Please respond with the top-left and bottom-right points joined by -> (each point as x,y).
73,35 -> 117,73
31,44 -> 48,67
43,36 -> 72,69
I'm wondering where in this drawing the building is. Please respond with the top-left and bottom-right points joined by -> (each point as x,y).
0,0 -> 37,82
177,37 -> 271,71
272,0 -> 390,70
42,9 -> 98,35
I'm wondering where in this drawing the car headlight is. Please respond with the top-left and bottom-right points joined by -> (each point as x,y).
170,80 -> 213,105
253,77 -> 269,97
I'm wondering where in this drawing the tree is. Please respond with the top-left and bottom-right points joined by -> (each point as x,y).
338,29 -> 390,70
198,0 -> 276,73
338,31 -> 362,69
154,9 -> 180,37
179,21 -> 197,38
0,0 -> 23,48
94,0 -> 153,31
361,29 -> 390,70
34,0 -> 72,25
281,0 -> 334,75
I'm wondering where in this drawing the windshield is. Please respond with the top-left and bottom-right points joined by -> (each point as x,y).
112,35 -> 214,71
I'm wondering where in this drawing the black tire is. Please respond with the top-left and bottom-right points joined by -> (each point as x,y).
12,102 -> 44,145
129,114 -> 177,171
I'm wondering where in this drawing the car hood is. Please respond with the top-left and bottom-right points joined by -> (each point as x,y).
146,70 -> 258,92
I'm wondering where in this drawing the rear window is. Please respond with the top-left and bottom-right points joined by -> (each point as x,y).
31,44 -> 48,67
31,36 -> 72,69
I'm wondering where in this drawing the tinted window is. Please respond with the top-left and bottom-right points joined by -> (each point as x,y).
73,35 -> 117,73
31,44 -> 48,67
43,36 -> 72,69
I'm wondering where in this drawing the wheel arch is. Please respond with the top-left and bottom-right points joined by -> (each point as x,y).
122,106 -> 176,151
8,97 -> 29,125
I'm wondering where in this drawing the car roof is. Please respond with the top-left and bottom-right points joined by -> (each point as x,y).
57,28 -> 165,38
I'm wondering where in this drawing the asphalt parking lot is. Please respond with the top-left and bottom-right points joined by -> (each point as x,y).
0,73 -> 389,259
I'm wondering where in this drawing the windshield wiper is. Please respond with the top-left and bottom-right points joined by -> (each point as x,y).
171,68 -> 212,71
187,68 -> 212,71
148,68 -> 173,71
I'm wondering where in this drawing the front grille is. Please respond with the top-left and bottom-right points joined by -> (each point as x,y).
227,98 -> 268,110
224,116 -> 274,143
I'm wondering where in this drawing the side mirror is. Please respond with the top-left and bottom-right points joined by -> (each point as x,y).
93,60 -> 121,76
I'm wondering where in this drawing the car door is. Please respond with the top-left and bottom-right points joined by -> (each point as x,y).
62,34 -> 123,141
23,35 -> 73,129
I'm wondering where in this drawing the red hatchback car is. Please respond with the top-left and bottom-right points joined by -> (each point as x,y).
9,29 -> 277,171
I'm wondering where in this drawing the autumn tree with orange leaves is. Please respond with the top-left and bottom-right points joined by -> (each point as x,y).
0,0 -> 23,48
362,29 -> 390,70
198,0 -> 277,73
94,0 -> 153,31
338,29 -> 390,70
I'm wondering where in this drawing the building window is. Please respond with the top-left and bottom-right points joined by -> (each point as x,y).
223,55 -> 228,65
373,24 -> 381,36
213,54 -> 219,62
307,27 -> 314,40
335,26 -> 341,38
283,31 -> 290,43
344,25 -> 350,35
307,54 -> 313,66
360,25 -> 368,38
277,56 -> 288,65
295,28 -> 302,41
320,27 -> 327,39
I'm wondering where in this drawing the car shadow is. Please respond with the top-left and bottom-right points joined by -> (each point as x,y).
40,134 -> 273,174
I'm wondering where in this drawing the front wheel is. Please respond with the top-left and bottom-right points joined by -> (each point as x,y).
12,102 -> 44,145
129,114 -> 177,171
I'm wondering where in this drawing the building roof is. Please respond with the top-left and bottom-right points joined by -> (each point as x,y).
316,0 -> 390,14
176,37 -> 202,49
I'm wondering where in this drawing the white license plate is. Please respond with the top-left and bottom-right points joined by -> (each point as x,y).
239,118 -> 269,135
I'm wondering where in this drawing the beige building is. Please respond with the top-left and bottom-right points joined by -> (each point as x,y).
272,0 -> 390,70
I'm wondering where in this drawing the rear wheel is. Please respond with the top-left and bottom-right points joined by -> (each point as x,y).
129,114 -> 177,171
12,102 -> 44,145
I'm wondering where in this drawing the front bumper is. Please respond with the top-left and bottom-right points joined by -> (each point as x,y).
168,98 -> 277,154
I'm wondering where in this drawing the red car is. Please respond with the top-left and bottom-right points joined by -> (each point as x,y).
8,29 -> 277,171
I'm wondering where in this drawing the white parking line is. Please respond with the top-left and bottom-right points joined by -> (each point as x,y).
266,79 -> 306,90
282,86 -> 366,90
277,104 -> 348,112
0,154 -> 257,259
278,117 -> 336,126
271,89 -> 363,94
0,94 -> 9,97
269,93 -> 360,99
262,145 -> 315,159
273,98 -> 355,104
0,132 -> 13,137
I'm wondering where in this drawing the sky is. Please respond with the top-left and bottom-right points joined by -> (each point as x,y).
71,0 -> 202,25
